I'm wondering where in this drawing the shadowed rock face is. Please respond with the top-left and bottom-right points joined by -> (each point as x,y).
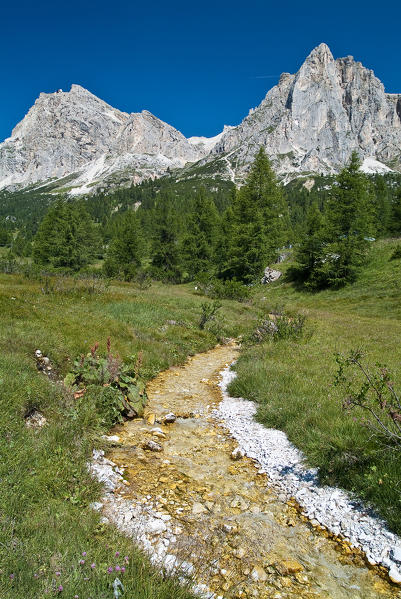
212,43 -> 401,177
0,44 -> 400,192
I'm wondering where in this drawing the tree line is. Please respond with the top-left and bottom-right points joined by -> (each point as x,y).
2,148 -> 401,290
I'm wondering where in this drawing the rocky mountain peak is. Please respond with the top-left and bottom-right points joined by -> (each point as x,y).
0,44 -> 400,193
210,43 -> 401,179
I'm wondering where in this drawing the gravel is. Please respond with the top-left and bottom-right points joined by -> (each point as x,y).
215,365 -> 401,584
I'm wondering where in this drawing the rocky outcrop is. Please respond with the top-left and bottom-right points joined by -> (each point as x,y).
0,85 -> 208,191
211,43 -> 401,179
1,44 -> 400,192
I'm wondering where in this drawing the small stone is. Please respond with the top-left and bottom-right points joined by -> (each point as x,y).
231,447 -> 244,461
276,559 -> 304,575
391,546 -> 401,563
236,547 -> 246,559
146,413 -> 156,425
89,501 -> 103,511
143,440 -> 162,452
388,563 -> 401,585
192,502 -> 208,515
151,428 -> 167,439
251,566 -> 267,582
146,519 -> 167,535
163,413 -> 177,424
25,410 -> 47,429
101,434 -> 120,443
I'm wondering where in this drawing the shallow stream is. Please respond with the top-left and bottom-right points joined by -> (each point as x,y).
108,343 -> 400,598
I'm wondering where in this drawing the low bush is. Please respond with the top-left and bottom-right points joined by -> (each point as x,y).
64,339 -> 147,424
334,349 -> 401,449
195,277 -> 250,301
251,309 -> 308,343
390,245 -> 401,261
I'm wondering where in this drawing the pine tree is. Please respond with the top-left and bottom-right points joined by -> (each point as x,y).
226,147 -> 289,283
390,185 -> 401,235
33,201 -> 100,270
290,201 -> 325,287
180,190 -> 220,280
151,199 -> 182,282
313,152 -> 374,288
373,176 -> 391,237
103,211 -> 143,280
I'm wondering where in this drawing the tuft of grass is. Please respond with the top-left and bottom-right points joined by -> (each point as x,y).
0,274 -> 259,598
230,239 -> 401,534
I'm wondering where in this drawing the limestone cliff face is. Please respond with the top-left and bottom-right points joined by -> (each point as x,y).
0,85 -> 205,191
0,44 -> 400,193
212,44 -> 401,177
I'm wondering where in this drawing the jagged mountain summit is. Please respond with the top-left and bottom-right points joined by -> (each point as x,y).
0,43 -> 400,194
209,43 -> 401,180
0,85 -> 213,193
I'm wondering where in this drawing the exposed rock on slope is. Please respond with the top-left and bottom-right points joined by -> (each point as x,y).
211,43 -> 401,179
0,44 -> 400,193
0,85 -> 207,191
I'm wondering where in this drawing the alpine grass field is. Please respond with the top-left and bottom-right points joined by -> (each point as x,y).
0,275 -> 258,598
230,238 -> 401,534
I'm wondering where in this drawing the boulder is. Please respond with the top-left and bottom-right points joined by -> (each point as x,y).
261,267 -> 282,285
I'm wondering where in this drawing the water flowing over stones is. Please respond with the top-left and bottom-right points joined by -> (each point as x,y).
90,344 -> 400,598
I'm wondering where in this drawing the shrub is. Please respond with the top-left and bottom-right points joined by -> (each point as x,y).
251,309 -> 307,343
334,349 -> 401,448
64,339 -> 147,424
390,245 -> 401,261
199,300 -> 222,330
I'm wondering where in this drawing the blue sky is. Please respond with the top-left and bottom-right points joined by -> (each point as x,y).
1,0 -> 400,141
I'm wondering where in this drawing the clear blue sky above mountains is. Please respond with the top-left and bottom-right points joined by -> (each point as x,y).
1,0 -> 400,142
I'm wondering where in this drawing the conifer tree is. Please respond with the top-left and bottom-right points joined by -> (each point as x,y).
151,199 -> 182,282
180,190 -> 220,280
103,211 -> 143,280
225,147 -> 289,283
390,185 -> 401,235
373,176 -> 391,237
292,152 -> 374,289
33,201 -> 100,270
289,201 -> 325,287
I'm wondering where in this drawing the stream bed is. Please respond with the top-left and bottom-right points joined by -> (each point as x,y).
95,343 -> 401,598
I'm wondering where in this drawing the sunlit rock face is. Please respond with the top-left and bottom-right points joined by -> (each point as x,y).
0,84 -> 207,191
211,43 -> 401,177
0,44 -> 400,192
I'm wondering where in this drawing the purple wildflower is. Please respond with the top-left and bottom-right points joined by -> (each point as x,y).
58,585 -> 63,592
90,563 -> 95,569
82,552 -> 86,557
107,567 -> 113,574
79,560 -> 85,565
115,565 -> 121,572
10,574 -> 15,580
121,567 -> 126,573
115,551 -> 120,557
55,571 -> 61,577
124,556 -> 129,563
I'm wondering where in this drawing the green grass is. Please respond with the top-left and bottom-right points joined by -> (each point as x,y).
229,238 -> 401,533
0,274 -> 258,598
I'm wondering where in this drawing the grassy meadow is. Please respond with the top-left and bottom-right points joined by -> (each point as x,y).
0,273 -> 258,599
1,237 -> 401,598
229,238 -> 401,533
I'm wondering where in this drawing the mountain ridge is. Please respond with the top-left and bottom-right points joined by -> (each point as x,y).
1,43 -> 400,194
